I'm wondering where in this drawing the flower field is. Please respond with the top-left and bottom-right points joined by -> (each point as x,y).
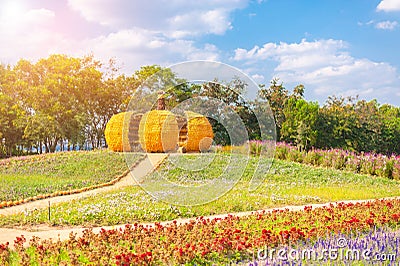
251,226 -> 399,265
0,151 -> 143,205
2,155 -> 400,227
248,141 -> 400,180
1,147 -> 400,264
1,199 -> 400,265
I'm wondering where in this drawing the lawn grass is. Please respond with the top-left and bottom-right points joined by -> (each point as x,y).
0,150 -> 143,202
1,154 -> 400,227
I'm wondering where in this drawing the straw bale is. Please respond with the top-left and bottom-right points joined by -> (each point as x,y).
185,111 -> 214,152
139,110 -> 179,152
104,112 -> 133,152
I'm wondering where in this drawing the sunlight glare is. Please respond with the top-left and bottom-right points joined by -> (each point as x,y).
1,1 -> 24,21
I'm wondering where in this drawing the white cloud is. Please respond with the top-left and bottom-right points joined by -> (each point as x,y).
63,0 -> 248,70
0,7 -> 55,32
234,39 -> 351,71
67,0 -> 247,37
233,39 -> 400,103
251,73 -> 264,83
25,8 -> 55,24
83,28 -> 220,72
0,8 -> 221,73
358,20 -> 375,26
358,19 -> 399,31
0,1 -> 227,72
375,20 -> 399,30
377,0 -> 400,12
0,7 -> 67,63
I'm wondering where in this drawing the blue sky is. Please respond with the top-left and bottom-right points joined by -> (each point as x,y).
0,0 -> 399,105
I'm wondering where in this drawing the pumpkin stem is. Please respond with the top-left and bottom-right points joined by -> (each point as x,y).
157,90 -> 166,110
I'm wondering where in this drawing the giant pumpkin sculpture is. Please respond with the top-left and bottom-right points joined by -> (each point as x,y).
177,111 -> 214,152
104,112 -> 131,152
104,112 -> 143,152
104,92 -> 214,153
138,110 -> 179,152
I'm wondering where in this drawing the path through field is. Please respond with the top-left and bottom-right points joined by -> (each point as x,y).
0,153 -> 399,247
0,197 -> 399,247
0,154 -> 168,245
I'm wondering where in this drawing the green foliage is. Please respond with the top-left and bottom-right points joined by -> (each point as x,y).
193,77 -> 263,145
312,96 -> 400,154
281,98 -> 319,150
257,78 -> 400,155
0,92 -> 25,156
0,58 -> 185,157
258,78 -> 289,139
1,55 -> 123,155
2,54 -> 400,157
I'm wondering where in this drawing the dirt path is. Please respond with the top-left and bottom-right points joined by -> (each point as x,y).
1,196 -> 399,247
0,154 -> 168,217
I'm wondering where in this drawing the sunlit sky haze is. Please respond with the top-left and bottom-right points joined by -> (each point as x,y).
0,0 -> 400,105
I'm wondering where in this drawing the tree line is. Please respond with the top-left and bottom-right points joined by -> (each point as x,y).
1,54 -> 399,157
0,55 -> 166,157
260,78 -> 400,154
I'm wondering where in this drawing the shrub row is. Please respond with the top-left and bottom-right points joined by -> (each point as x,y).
248,141 -> 400,180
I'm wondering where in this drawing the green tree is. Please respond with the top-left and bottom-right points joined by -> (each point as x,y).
17,55 -> 84,152
352,99 -> 382,152
0,92 -> 25,157
316,96 -> 358,151
258,78 -> 289,140
281,98 -> 319,150
196,77 -> 249,145
378,104 -> 400,154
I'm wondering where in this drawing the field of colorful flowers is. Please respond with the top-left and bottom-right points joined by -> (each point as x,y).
250,226 -> 399,265
1,141 -> 398,209
1,199 -> 399,265
2,155 -> 400,227
248,141 -> 400,179
1,144 -> 400,264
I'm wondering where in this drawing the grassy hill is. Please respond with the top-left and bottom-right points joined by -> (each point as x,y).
0,151 -> 142,202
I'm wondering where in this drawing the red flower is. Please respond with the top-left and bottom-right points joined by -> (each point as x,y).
304,206 -> 312,212
366,218 -> 374,226
262,229 -> 271,235
391,213 -> 400,221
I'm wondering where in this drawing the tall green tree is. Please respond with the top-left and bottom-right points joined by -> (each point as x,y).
281,98 -> 319,150
196,77 -> 249,145
315,96 -> 358,150
258,78 -> 289,140
0,92 -> 25,157
352,100 -> 382,152
378,104 -> 400,154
